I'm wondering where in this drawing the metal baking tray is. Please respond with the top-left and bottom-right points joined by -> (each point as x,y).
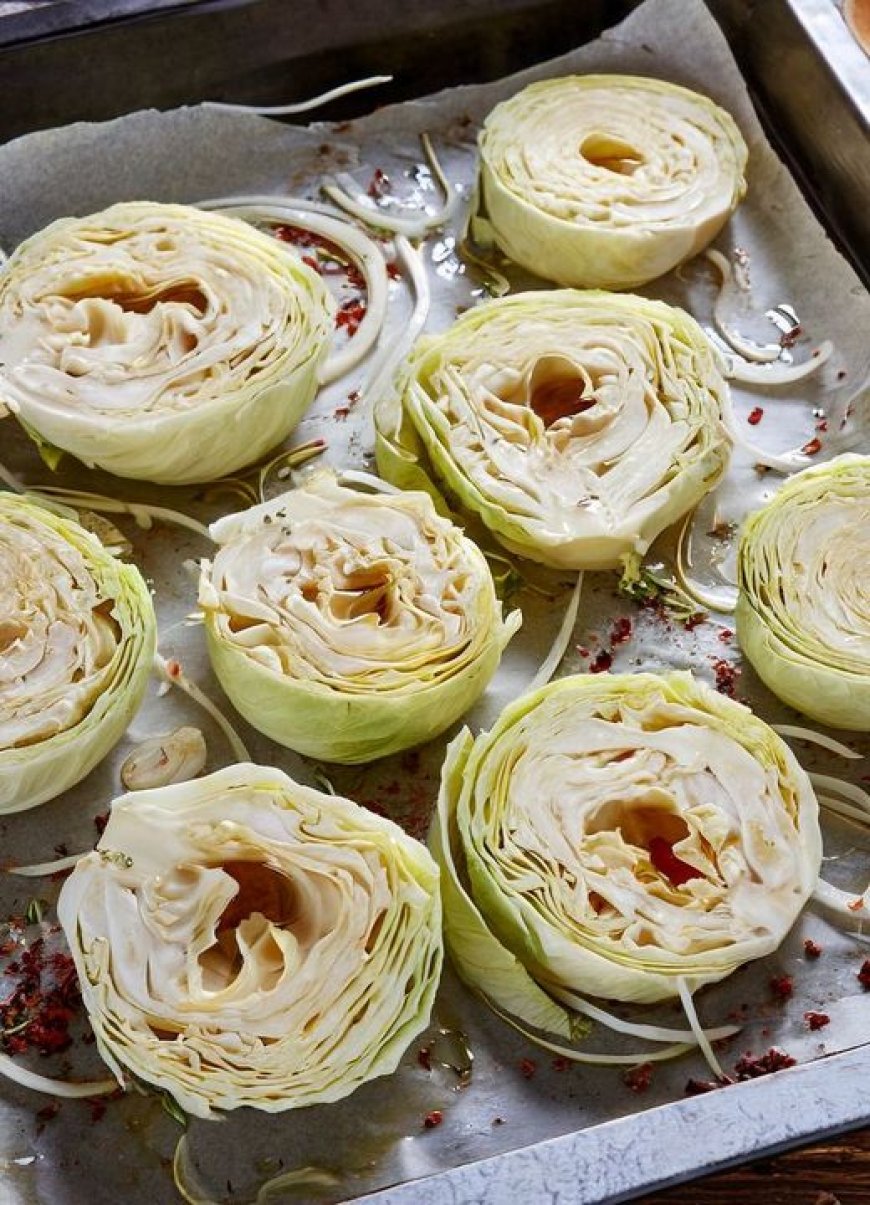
1,1 -> 869,1202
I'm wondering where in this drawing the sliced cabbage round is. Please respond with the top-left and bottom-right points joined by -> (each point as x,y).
57,763 -> 443,1118
0,202 -> 333,484
199,473 -> 520,763
0,493 -> 155,813
434,672 -> 820,1018
375,290 -> 731,570
477,74 -> 747,289
737,455 -> 870,730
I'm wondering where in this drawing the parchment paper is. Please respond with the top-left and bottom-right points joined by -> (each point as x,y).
1,1 -> 868,1202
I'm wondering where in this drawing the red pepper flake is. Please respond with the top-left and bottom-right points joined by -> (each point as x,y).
551,1056 -> 571,1072
847,897 -> 866,912
88,1098 -> 107,1123
685,1077 -> 723,1096
417,1046 -> 432,1072
803,939 -> 823,959
301,254 -> 321,274
801,438 -> 822,456
367,168 -> 391,199
718,628 -> 733,643
423,1110 -> 443,1129
769,974 -> 794,1000
2,937 -> 81,1060
386,262 -> 402,281
589,650 -> 613,674
623,1062 -> 653,1093
734,1048 -> 796,1079
649,837 -> 699,887
804,1011 -> 830,1031
815,419 -> 828,433
710,658 -> 740,697
780,324 -> 802,349
747,407 -> 764,426
165,659 -> 182,679
683,613 -> 706,632
335,298 -> 367,337
36,1101 -> 61,1128
610,616 -> 632,645
857,960 -> 870,989
518,1057 -> 537,1079
576,647 -> 590,659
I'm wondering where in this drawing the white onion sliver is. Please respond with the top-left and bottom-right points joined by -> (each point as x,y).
323,134 -> 458,238
7,853 -> 87,877
677,977 -> 726,1081
549,983 -> 739,1045
530,573 -> 583,691
0,1052 -> 118,1099
772,725 -> 862,760
705,250 -> 782,364
153,654 -> 250,762
202,74 -> 393,117
359,234 -> 431,410
484,997 -> 693,1065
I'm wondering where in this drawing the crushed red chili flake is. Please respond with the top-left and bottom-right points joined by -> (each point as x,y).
367,168 -> 391,199
423,1110 -> 443,1129
683,613 -> 705,632
857,960 -> 870,989
734,1048 -> 796,1079
165,659 -> 182,679
816,419 -> 828,433
710,658 -> 739,697
718,628 -> 733,643
576,646 -> 590,659
518,1057 -> 537,1079
589,650 -> 613,674
88,1099 -> 107,1123
386,261 -> 402,281
769,974 -> 794,1000
780,324 -> 802,349
335,298 -> 367,337
685,1078 -> 723,1096
417,1046 -> 433,1071
551,1056 -> 571,1072
747,407 -> 764,426
36,1101 -> 61,1127
301,254 -> 320,274
649,837 -> 699,886
1,935 -> 81,1058
610,616 -> 632,645
804,939 -> 823,959
801,437 -> 822,456
623,1062 -> 653,1093
804,1011 -> 830,1031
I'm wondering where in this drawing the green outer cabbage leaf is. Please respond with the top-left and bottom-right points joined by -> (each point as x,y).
736,454 -> 870,730
436,671 -> 820,1008
477,74 -> 747,290
0,202 -> 333,484
375,290 -> 731,570
199,473 -> 520,764
0,492 -> 155,813
57,762 -> 443,1119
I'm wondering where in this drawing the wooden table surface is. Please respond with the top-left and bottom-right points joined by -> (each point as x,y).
634,1126 -> 870,1204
